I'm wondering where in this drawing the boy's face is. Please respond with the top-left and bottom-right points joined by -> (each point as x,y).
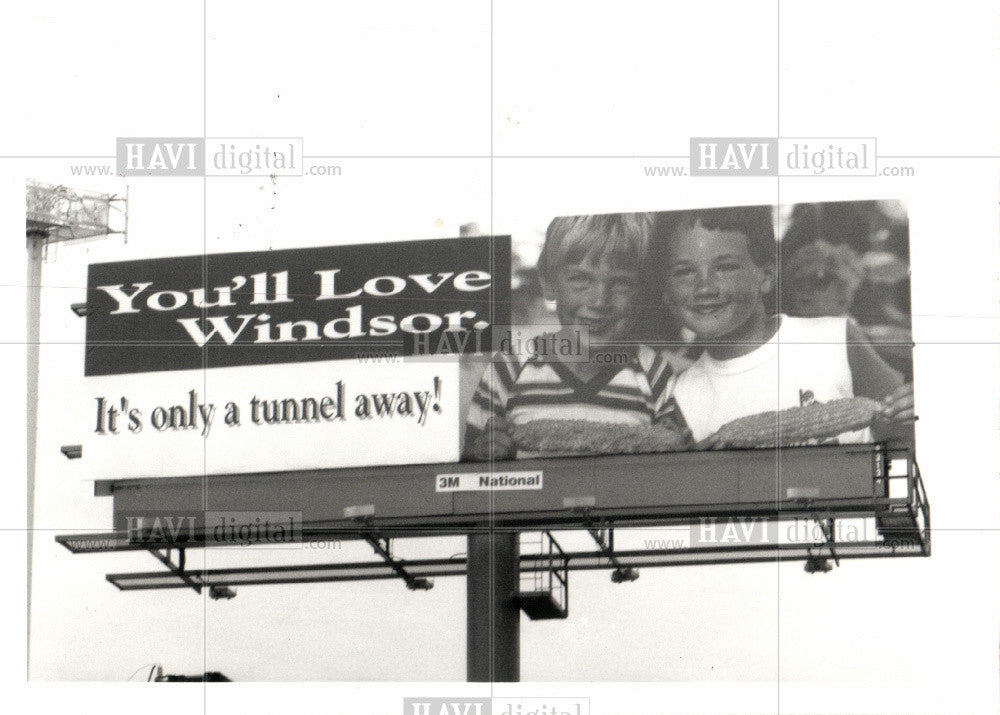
663,221 -> 773,341
546,256 -> 639,343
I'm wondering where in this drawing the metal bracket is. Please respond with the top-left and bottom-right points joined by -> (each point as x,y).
364,535 -> 433,591
585,522 -> 639,583
148,547 -> 202,594
805,515 -> 840,574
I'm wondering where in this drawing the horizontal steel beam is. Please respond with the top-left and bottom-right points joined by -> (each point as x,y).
105,539 -> 927,592
55,503 -> 906,555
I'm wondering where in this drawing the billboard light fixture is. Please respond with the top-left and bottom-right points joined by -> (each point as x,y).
60,445 -> 82,459
70,302 -> 90,317
610,567 -> 640,583
804,556 -> 834,574
209,585 -> 237,600
407,578 -> 434,591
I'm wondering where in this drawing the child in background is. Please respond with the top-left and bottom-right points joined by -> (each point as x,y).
783,239 -> 914,379
783,239 -> 864,319
656,205 -> 913,447
463,212 -> 683,460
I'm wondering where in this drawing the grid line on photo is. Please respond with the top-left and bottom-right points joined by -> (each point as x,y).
771,229 -> 783,696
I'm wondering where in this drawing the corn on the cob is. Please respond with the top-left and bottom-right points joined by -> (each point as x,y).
708,396 -> 881,448
514,419 -> 689,455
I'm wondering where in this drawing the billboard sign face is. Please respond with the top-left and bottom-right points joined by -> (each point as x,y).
83,236 -> 510,478
82,200 -> 914,481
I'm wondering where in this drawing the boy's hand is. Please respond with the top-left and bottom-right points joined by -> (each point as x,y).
875,382 -> 915,424
468,418 -> 516,460
872,382 -> 916,442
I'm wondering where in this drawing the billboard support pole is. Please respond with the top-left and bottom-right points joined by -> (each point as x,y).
466,531 -> 520,682
26,230 -> 45,678
26,181 -> 124,677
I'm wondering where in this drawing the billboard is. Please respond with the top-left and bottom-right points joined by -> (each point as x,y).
82,200 -> 914,480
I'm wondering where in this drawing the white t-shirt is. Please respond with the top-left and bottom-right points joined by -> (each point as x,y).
673,315 -> 870,444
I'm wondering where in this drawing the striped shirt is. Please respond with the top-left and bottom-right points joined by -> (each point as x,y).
466,343 -> 679,439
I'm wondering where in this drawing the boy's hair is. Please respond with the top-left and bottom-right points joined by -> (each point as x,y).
655,205 -> 778,269
538,212 -> 654,284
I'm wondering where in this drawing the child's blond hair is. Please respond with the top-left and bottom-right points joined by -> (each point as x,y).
538,212 -> 654,284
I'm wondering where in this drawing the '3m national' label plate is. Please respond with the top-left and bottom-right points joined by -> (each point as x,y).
435,471 -> 543,492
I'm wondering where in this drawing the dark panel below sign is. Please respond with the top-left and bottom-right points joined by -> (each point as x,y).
106,445 -> 887,533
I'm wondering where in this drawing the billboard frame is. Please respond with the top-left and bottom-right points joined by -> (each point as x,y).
56,442 -> 929,683
58,442 -> 929,560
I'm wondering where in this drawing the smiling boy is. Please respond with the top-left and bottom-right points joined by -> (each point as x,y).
657,205 -> 913,447
463,212 -> 682,460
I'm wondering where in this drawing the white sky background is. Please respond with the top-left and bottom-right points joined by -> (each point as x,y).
2,1 -> 1000,713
